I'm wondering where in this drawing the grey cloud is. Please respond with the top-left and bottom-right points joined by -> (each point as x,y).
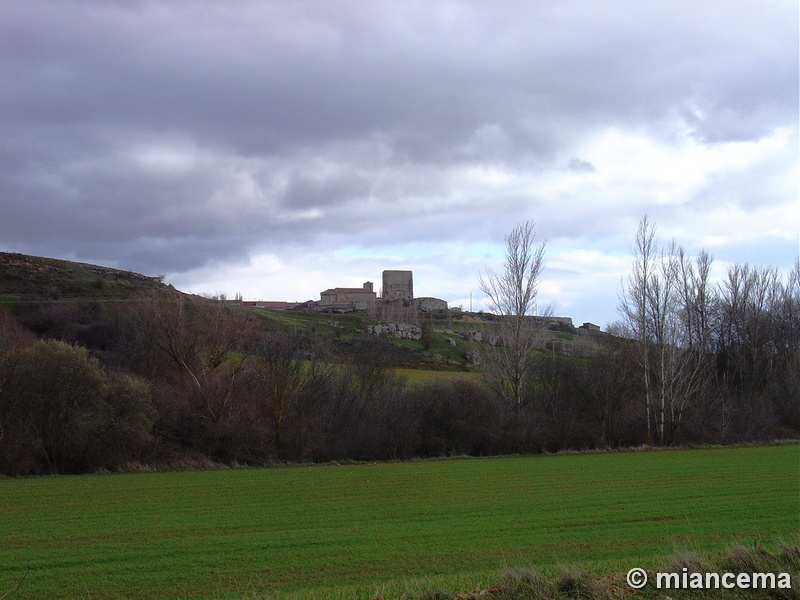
2,0 -> 796,279
281,172 -> 371,210
10,2 -> 791,147
567,158 -> 596,173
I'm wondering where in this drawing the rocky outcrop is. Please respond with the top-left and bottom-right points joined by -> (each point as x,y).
463,350 -> 481,365
366,322 -> 422,340
436,329 -> 483,342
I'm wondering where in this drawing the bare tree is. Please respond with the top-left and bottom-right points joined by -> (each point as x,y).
251,331 -> 312,458
776,260 -> 800,371
479,221 -> 547,411
667,247 -> 715,439
619,218 -> 715,443
130,292 -> 253,426
618,216 -> 658,440
651,241 -> 716,443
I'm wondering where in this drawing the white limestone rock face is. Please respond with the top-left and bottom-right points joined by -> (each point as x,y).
366,322 -> 422,340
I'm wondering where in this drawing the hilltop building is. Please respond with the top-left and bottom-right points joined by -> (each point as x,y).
319,281 -> 376,311
316,269 -> 448,313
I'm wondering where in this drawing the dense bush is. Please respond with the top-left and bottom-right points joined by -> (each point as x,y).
0,339 -> 155,474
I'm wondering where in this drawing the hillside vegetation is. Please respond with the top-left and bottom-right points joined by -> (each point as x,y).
0,252 -> 172,300
0,251 -> 797,475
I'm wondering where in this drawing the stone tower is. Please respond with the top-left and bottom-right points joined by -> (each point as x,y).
382,270 -> 413,302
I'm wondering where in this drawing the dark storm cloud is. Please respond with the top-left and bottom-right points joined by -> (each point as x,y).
1,0 -> 797,281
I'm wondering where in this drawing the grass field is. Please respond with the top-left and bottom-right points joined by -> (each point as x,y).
393,367 -> 480,383
1,444 -> 797,599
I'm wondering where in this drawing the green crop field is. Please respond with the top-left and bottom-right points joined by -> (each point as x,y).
1,444 -> 797,599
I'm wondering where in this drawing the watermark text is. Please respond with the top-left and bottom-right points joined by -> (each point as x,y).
626,567 -> 793,591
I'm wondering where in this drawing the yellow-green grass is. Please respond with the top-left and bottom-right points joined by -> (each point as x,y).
1,445 -> 797,599
394,367 -> 481,383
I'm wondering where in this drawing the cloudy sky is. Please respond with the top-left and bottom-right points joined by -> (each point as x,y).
2,0 -> 798,326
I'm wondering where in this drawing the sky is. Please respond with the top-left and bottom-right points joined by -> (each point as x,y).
2,0 -> 798,327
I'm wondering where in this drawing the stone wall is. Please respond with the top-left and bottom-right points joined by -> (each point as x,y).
414,297 -> 448,312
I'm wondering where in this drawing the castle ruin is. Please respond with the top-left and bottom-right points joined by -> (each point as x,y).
317,270 -> 447,313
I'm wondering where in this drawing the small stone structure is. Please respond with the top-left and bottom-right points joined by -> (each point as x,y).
414,297 -> 448,312
226,300 -> 304,310
577,322 -> 603,336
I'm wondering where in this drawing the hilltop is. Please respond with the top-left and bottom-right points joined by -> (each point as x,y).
0,252 -> 173,301
0,252 -> 607,372
0,251 -> 478,371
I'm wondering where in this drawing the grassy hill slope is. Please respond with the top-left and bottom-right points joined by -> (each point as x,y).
0,252 -> 478,372
0,252 -> 605,374
0,252 -> 172,301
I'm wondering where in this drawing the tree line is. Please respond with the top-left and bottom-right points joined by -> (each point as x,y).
0,220 -> 797,475
616,217 -> 799,445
